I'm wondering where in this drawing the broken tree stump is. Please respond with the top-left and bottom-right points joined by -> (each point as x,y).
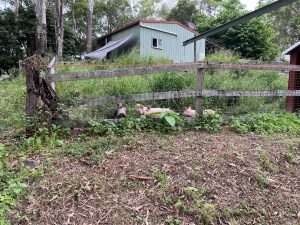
24,55 -> 59,135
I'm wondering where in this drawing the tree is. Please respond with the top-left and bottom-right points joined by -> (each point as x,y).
167,0 -> 197,25
0,9 -> 18,71
133,0 -> 160,19
52,0 -> 64,58
14,0 -> 20,58
195,0 -> 279,60
86,0 -> 94,53
156,2 -> 170,19
259,0 -> 300,49
101,0 -> 133,33
36,0 -> 47,56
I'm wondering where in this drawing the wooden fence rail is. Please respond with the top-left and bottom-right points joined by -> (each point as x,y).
80,90 -> 300,107
48,61 -> 300,82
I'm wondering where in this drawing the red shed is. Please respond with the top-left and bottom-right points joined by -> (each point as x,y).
283,41 -> 300,112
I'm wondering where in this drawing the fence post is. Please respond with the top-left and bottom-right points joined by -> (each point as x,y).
48,56 -> 56,91
196,68 -> 205,112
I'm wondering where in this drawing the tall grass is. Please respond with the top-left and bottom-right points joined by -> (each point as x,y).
0,75 -> 26,134
0,50 -> 290,132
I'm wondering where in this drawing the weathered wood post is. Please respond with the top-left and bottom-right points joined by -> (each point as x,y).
24,56 -> 43,135
196,68 -> 205,112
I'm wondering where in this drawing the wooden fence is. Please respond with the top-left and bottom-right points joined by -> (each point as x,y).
47,61 -> 300,110
25,57 -> 300,131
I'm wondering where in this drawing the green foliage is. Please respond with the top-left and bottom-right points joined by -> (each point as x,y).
150,72 -> 193,92
151,168 -> 169,183
231,113 -> 300,134
147,111 -> 182,127
259,151 -> 278,173
0,142 -> 46,224
0,75 -> 26,134
195,110 -> 222,133
0,9 -> 19,71
115,50 -> 171,65
165,216 -> 181,225
167,0 -> 197,24
175,186 -> 216,224
196,1 -> 279,60
255,171 -> 269,188
21,125 -> 69,152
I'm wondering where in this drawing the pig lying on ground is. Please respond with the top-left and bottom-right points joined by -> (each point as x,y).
135,104 -> 173,116
183,106 -> 196,118
115,103 -> 127,118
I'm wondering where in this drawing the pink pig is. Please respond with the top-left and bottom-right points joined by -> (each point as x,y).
136,104 -> 172,116
183,106 -> 196,118
115,103 -> 127,118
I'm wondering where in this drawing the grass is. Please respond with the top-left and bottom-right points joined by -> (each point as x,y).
0,50 -> 297,224
54,50 -> 288,120
0,75 -> 26,134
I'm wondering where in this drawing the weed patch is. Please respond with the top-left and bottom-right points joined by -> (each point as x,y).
231,113 -> 300,134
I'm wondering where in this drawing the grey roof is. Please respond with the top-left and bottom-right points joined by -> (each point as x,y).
85,34 -> 132,59
283,41 -> 300,55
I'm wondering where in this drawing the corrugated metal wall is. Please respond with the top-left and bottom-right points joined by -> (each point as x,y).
139,22 -> 205,63
109,22 -> 206,63
109,25 -> 140,59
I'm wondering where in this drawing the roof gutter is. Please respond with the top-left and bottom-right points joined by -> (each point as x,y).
183,0 -> 298,46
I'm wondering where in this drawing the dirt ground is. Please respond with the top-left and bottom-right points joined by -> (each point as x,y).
10,131 -> 300,225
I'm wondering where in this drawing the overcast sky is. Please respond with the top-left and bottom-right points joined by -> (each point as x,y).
241,0 -> 259,10
1,0 -> 260,12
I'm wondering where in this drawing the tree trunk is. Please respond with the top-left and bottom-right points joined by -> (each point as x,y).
36,0 -> 47,56
14,0 -> 20,59
53,0 -> 64,59
86,0 -> 94,53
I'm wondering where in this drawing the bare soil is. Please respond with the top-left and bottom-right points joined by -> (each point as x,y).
11,131 -> 300,225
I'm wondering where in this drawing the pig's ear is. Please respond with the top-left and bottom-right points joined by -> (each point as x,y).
147,105 -> 152,110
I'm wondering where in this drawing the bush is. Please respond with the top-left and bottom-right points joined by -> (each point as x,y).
231,112 -> 300,134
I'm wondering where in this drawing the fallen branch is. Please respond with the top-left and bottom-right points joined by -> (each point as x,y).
127,175 -> 155,181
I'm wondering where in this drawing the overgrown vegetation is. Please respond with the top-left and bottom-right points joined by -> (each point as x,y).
0,51 -> 299,224
231,112 -> 300,134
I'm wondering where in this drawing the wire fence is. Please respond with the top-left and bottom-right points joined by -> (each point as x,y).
50,62 -> 294,123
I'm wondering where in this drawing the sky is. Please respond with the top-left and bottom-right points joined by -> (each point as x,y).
1,0 -> 260,12
241,0 -> 260,11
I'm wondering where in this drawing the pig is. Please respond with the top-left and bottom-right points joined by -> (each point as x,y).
135,104 -> 172,116
183,106 -> 196,118
115,103 -> 127,118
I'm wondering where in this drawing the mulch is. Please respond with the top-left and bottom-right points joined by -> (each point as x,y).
10,131 -> 300,225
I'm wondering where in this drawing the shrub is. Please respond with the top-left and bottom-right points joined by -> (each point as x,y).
195,110 -> 222,133
231,113 -> 300,134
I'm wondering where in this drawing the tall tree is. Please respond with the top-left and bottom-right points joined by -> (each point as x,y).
14,0 -> 20,59
102,0 -> 132,33
133,0 -> 160,19
53,0 -> 64,58
195,0 -> 279,60
36,0 -> 47,56
259,0 -> 300,49
86,0 -> 94,53
167,0 -> 197,25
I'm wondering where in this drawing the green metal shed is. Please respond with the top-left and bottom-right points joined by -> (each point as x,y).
94,20 -> 206,63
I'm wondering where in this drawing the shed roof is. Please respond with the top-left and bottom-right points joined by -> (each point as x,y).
283,41 -> 300,55
99,20 -> 199,40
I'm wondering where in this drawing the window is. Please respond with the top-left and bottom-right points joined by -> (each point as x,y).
152,38 -> 163,49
